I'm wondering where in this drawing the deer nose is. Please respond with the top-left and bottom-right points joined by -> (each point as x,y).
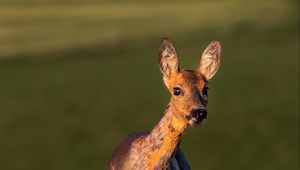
191,109 -> 207,120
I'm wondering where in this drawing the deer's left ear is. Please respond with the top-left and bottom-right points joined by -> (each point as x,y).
159,38 -> 179,77
196,41 -> 221,80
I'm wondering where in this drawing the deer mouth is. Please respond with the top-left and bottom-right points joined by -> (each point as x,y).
188,109 -> 208,124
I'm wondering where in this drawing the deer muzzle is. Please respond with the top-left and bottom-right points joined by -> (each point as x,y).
188,109 -> 207,124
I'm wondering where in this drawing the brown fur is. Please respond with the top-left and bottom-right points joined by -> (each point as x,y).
108,38 -> 221,170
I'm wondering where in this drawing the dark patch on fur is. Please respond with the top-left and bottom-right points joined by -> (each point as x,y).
150,128 -> 164,151
186,114 -> 192,120
178,133 -> 183,138
168,124 -> 175,133
151,140 -> 163,150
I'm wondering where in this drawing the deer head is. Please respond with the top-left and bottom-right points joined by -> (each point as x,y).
159,38 -> 221,126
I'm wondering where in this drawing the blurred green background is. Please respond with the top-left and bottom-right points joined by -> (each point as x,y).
0,0 -> 299,169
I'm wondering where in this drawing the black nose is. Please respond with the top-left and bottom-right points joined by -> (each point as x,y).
191,109 -> 207,120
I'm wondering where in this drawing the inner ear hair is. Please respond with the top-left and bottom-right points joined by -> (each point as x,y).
159,38 -> 179,77
196,41 -> 221,80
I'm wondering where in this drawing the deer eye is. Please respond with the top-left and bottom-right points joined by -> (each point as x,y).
203,87 -> 209,96
173,87 -> 183,96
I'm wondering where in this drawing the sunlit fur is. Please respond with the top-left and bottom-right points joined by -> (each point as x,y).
108,38 -> 221,170
108,71 -> 209,170
163,70 -> 209,127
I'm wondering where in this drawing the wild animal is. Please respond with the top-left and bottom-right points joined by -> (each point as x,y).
108,38 -> 222,170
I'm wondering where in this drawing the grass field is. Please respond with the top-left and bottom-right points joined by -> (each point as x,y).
0,0 -> 299,170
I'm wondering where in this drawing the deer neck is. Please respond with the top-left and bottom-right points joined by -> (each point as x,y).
145,102 -> 188,168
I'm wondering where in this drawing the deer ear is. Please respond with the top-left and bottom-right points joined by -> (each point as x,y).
196,41 -> 221,80
159,38 -> 179,77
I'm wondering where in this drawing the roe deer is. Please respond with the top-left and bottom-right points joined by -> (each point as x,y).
108,38 -> 221,170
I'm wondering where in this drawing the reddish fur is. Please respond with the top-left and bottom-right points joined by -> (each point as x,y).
108,71 -> 207,170
108,38 -> 221,170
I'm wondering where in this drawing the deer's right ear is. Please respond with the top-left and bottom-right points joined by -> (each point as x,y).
159,38 -> 179,77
